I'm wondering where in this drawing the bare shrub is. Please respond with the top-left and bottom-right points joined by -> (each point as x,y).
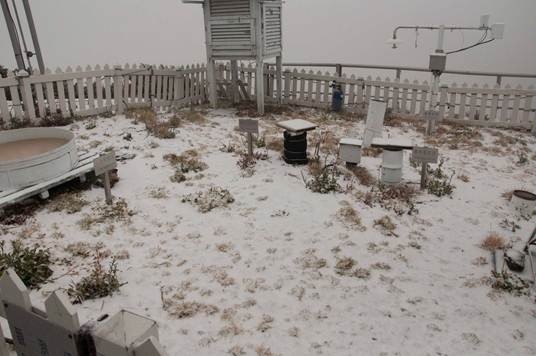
182,187 -> 235,213
127,108 -> 175,139
163,300 -> 219,319
337,204 -> 366,231
350,166 -> 376,187
164,150 -> 208,173
480,233 -> 507,251
169,110 -> 207,127
68,249 -> 122,304
374,216 -> 396,234
47,192 -> 88,214
77,198 -> 135,230
358,183 -> 417,215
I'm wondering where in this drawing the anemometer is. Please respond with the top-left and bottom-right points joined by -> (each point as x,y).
388,15 -> 505,115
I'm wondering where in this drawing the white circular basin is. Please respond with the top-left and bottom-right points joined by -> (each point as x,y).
0,127 -> 78,191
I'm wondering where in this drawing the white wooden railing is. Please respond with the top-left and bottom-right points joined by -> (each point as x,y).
1,62 -> 535,132
0,63 -> 207,128
217,63 -> 536,131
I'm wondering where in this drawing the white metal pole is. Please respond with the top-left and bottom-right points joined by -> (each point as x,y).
1,0 -> 26,70
21,0 -> 45,74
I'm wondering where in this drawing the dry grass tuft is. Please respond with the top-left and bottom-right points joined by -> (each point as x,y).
265,137 -> 284,152
127,108 -> 175,139
337,204 -> 366,231
296,249 -> 327,269
164,300 -> 219,319
502,190 -> 513,202
362,147 -> 383,157
374,215 -> 396,232
164,150 -> 208,173
425,125 -> 483,150
47,192 -> 88,214
350,166 -> 376,187
169,110 -> 207,127
480,233 -> 507,251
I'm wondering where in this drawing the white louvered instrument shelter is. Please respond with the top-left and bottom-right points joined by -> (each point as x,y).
183,0 -> 284,114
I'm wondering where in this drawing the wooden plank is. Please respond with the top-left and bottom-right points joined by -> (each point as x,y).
400,79 -> 409,114
283,69 -> 290,104
500,85 -> 511,122
410,80 -> 419,115
382,77 -> 391,107
315,71 -> 323,107
348,75 -> 356,107
323,72 -> 330,107
307,70 -> 314,105
458,83 -> 468,119
447,83 -> 457,118
65,67 -> 77,116
374,76 -> 381,100
478,85 -> 489,121
130,66 -> 138,103
438,85 -> 448,119
10,85 -> 24,120
75,66 -> 85,112
510,85 -> 522,124
86,66 -> 95,111
144,73 -> 150,103
356,77 -> 364,106
0,87 -> 10,126
489,84 -> 499,122
468,84 -> 478,120
298,69 -> 306,105
104,69 -> 112,110
522,86 -> 534,126
55,78 -> 69,118
392,78 -> 400,112
20,76 -> 36,122
419,81 -> 428,115
291,69 -> 298,103
95,66 -> 104,109
365,76 -> 372,104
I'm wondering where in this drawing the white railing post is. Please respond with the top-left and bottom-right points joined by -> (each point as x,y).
114,66 -> 124,114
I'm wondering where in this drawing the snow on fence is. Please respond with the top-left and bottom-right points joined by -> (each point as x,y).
216,64 -> 536,132
0,269 -> 167,356
0,63 -> 207,128
1,62 -> 535,132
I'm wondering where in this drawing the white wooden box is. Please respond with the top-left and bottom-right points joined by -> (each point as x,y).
339,138 -> 363,164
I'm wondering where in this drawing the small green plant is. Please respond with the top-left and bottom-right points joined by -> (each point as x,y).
491,271 -> 529,297
426,160 -> 455,197
68,249 -> 122,304
0,240 -> 53,289
256,134 -> 266,148
306,164 -> 340,194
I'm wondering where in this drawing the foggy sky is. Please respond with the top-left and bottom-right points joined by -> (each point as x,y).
1,0 -> 535,85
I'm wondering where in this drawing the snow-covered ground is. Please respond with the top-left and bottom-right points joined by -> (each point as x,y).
2,107 -> 536,356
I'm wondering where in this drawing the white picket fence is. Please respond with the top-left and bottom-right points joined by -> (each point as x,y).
1,62 -> 536,132
216,64 -> 536,131
0,63 -> 207,128
0,269 -> 168,356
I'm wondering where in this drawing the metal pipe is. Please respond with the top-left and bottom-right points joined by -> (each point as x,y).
266,62 -> 536,80
10,0 -> 32,72
1,0 -> 26,70
21,0 -> 45,74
